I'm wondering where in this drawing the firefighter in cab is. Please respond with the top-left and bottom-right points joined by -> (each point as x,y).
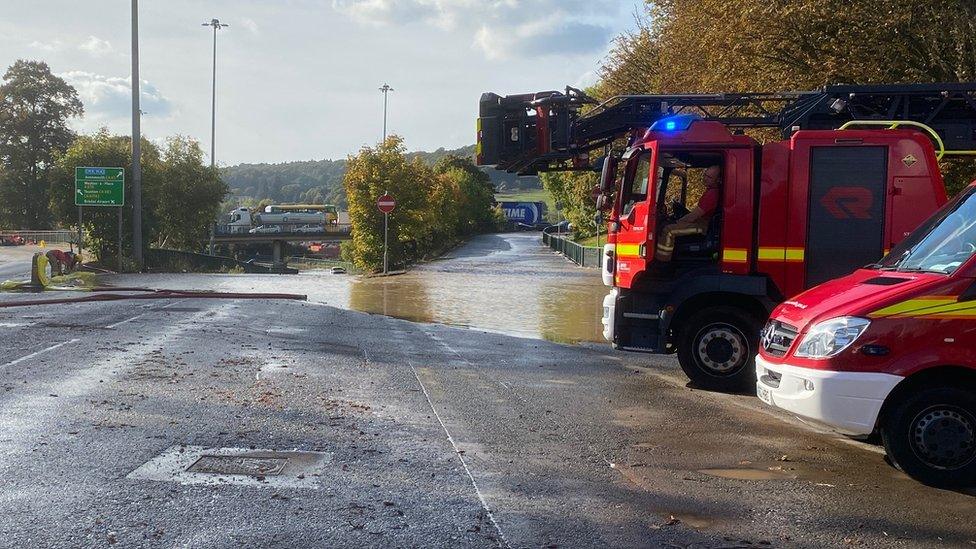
656,165 -> 721,262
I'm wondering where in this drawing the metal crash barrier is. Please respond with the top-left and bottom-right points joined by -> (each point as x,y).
0,230 -> 80,246
542,230 -> 601,268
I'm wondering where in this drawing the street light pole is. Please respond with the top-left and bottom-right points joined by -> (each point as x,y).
131,0 -> 143,270
379,84 -> 393,142
202,18 -> 228,169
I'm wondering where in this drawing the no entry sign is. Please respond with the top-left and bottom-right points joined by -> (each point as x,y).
377,194 -> 396,214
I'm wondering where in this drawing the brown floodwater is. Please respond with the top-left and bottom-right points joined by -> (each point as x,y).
110,233 -> 609,345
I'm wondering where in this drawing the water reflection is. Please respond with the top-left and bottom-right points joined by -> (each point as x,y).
348,276 -> 434,324
349,233 -> 608,343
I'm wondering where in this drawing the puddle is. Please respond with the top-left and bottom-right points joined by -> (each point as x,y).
666,512 -> 722,529
699,467 -> 797,481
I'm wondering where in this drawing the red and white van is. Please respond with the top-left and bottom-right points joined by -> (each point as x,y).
756,184 -> 976,487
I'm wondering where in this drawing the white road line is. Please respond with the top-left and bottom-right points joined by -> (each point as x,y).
426,328 -> 618,469
105,298 -> 186,329
408,360 -> 511,549
0,338 -> 79,371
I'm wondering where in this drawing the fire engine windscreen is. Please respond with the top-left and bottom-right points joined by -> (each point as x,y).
877,186 -> 976,274
655,153 -> 724,226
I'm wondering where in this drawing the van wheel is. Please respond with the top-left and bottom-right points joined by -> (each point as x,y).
676,307 -> 760,393
881,386 -> 976,488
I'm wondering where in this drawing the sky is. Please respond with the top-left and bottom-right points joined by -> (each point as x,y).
0,0 -> 640,166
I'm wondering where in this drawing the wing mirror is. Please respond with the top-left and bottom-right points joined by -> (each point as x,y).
599,155 -> 619,194
596,194 -> 608,211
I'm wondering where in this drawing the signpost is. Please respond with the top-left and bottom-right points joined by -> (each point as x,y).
377,193 -> 396,274
75,167 -> 125,267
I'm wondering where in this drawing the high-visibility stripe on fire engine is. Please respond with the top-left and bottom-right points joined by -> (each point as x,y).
722,248 -> 749,263
868,295 -> 976,319
616,243 -> 642,258
476,119 -> 483,155
757,247 -> 805,262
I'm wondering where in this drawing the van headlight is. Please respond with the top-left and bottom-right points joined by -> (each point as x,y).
793,317 -> 870,359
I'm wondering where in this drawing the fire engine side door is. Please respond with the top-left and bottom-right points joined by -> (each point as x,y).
615,146 -> 655,288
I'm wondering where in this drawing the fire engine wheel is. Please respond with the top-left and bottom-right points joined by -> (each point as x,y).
676,307 -> 760,393
881,386 -> 976,488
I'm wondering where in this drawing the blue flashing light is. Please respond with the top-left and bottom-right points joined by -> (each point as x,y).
650,113 -> 701,133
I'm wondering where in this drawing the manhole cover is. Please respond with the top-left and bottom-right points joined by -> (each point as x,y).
188,455 -> 288,476
127,446 -> 330,489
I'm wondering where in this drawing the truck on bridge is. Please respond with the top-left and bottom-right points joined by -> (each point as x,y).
478,82 -> 976,392
224,204 -> 339,234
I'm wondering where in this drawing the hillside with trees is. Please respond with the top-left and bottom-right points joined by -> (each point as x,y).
221,144 -> 539,209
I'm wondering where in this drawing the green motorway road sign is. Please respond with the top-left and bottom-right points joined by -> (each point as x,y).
75,167 -> 124,206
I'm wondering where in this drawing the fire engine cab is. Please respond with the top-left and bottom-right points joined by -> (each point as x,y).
478,83 -> 976,392
757,184 -> 976,487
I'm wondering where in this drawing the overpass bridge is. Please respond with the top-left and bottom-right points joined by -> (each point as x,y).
209,224 -> 353,272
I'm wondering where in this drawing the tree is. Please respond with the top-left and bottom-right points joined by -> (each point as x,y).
343,137 -> 500,272
433,155 -> 498,235
155,136 -> 228,251
50,130 -> 162,268
597,1 -> 976,195
0,60 -> 83,228
540,170 -> 600,237
50,131 -> 227,269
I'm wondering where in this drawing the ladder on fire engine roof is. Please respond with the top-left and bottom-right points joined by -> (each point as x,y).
477,82 -> 976,175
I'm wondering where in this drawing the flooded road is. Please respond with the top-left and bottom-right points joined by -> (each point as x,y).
110,233 -> 609,344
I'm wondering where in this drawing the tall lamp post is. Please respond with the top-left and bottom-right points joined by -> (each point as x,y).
131,0 -> 143,270
379,83 -> 393,142
202,18 -> 229,169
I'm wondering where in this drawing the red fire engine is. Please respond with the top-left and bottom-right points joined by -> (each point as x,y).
478,84 -> 976,391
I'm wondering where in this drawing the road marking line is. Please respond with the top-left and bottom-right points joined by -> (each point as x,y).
427,329 -> 617,469
0,338 -> 79,371
105,298 -> 186,329
408,360 -> 511,549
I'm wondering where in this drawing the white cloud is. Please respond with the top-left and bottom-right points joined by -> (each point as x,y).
29,39 -> 63,52
474,19 -> 613,60
331,0 -> 444,27
59,71 -> 174,123
332,0 -> 617,58
573,70 -> 600,90
240,18 -> 260,34
78,35 -> 112,56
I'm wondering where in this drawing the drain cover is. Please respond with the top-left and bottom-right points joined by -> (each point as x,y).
127,446 -> 330,489
188,455 -> 288,476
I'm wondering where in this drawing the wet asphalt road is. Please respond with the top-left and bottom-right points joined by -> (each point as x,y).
0,237 -> 975,548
